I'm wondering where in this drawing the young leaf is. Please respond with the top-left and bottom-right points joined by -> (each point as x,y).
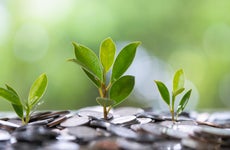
100,37 -> 116,73
83,69 -> 101,88
11,104 -> 24,119
154,80 -> 170,106
72,42 -> 103,82
28,73 -> 48,107
110,75 -> 135,106
0,88 -> 21,105
111,42 -> 140,82
5,84 -> 19,97
176,89 -> 192,115
68,58 -> 101,84
173,88 -> 185,96
173,69 -> 185,95
96,97 -> 115,107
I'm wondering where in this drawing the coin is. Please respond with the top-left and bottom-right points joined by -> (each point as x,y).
78,110 -> 113,120
60,115 -> 89,127
0,130 -> 11,141
68,126 -> 99,141
111,115 -> 136,125
113,107 -> 144,117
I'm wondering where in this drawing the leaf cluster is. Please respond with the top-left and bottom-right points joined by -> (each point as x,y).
69,37 -> 140,119
0,73 -> 48,124
154,69 -> 192,121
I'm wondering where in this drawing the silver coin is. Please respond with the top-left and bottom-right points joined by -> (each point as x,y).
107,125 -> 138,139
47,115 -> 68,127
68,126 -> 98,140
140,123 -> 166,136
0,130 -> 11,141
161,127 -> 189,139
111,115 -> 136,125
60,116 -> 89,127
153,140 -> 183,150
0,120 -> 20,128
136,117 -> 152,124
78,110 -> 113,120
43,141 -> 79,150
195,126 -> 230,137
77,105 -> 114,114
182,137 -> 220,150
90,120 -> 111,129
113,107 -> 144,117
117,138 -> 152,150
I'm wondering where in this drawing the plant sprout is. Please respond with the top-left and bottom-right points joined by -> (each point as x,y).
154,69 -> 192,122
0,73 -> 48,124
69,37 -> 140,119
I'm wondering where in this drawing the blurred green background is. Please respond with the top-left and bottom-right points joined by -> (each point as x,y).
0,0 -> 230,111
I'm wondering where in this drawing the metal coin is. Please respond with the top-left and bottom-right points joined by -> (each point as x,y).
140,123 -> 166,136
0,130 -> 11,141
136,117 -> 152,124
60,115 -> 89,127
195,126 -> 230,137
89,138 -> 119,150
68,126 -> 99,141
152,140 -> 183,150
117,138 -> 152,150
90,120 -> 111,129
43,141 -> 80,150
182,137 -> 220,150
13,125 -> 58,143
107,125 -> 138,139
47,115 -> 71,127
111,115 -> 136,125
113,107 -> 144,117
78,110 -> 113,120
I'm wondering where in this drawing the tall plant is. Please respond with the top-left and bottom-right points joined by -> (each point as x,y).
69,37 -> 140,119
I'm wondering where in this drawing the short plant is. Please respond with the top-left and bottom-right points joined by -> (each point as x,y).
154,69 -> 192,122
0,73 -> 48,124
69,37 -> 140,119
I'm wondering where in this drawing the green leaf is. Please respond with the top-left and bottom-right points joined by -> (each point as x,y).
111,42 -> 140,82
176,89 -> 192,115
173,69 -> 185,95
109,75 -> 135,106
96,97 -> 115,107
68,58 -> 101,82
100,37 -> 116,73
83,69 -> 101,88
28,73 -> 48,107
5,84 -> 19,97
72,42 -> 103,82
173,88 -> 185,96
0,88 -> 21,105
154,80 -> 170,106
11,104 -> 24,119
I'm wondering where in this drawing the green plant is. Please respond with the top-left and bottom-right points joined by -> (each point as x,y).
154,69 -> 192,122
69,37 -> 140,119
0,73 -> 48,124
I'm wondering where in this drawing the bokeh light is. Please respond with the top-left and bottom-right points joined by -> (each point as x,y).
13,23 -> 49,62
0,0 -> 230,111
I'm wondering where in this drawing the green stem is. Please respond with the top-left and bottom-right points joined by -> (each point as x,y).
25,108 -> 30,124
171,94 -> 176,122
103,106 -> 108,120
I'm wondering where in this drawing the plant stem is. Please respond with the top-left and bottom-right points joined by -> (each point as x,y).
103,106 -> 108,120
171,94 -> 176,122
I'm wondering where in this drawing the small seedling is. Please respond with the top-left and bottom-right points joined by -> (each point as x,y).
69,37 -> 140,119
154,69 -> 192,122
0,73 -> 48,124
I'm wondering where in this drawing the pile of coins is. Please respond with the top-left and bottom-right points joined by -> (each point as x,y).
0,106 -> 229,150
